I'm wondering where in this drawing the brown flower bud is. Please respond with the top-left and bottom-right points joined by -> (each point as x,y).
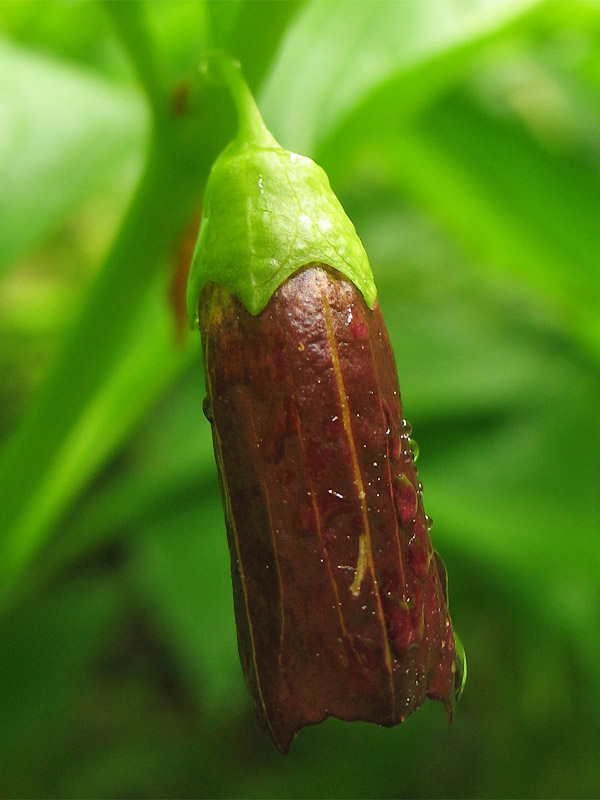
199,264 -> 463,752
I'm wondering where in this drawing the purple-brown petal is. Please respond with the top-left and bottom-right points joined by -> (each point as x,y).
200,265 -> 457,752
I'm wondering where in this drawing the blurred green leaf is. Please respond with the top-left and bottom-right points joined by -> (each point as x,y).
377,90 -> 600,359
0,264 -> 197,610
130,499 -> 244,715
427,396 -> 600,697
0,576 -> 121,795
0,0 -> 131,79
260,0 -> 542,154
33,362 -> 213,593
222,1 -> 306,89
103,2 -> 169,120
0,39 -> 146,275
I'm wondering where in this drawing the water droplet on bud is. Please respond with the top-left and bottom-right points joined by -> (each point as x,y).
408,436 -> 419,462
326,414 -> 342,439
382,406 -> 393,438
347,308 -> 369,340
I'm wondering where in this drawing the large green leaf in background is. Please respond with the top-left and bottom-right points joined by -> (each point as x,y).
260,0 -> 543,152
0,39 -> 146,276
377,92 -> 600,358
0,1 -> 599,798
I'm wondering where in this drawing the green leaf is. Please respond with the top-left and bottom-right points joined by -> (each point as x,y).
0,270 -> 197,610
0,117 -> 218,607
0,576 -> 120,792
31,362 -> 214,591
207,0 -> 243,48
370,90 -> 600,360
428,408 -> 600,701
103,2 -> 168,120
0,39 -> 146,276
260,0 -> 543,155
221,0 -> 306,90
130,500 -> 244,714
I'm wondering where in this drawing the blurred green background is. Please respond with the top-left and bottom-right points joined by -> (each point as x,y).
1,1 -> 599,797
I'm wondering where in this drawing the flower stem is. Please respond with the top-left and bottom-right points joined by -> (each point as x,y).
213,54 -> 278,148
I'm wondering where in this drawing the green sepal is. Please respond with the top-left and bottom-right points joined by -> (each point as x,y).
186,57 -> 376,324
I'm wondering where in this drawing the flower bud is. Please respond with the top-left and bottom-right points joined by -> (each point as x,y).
190,57 -> 465,752
200,265 -> 464,752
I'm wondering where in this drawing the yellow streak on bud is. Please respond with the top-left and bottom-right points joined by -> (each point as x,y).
317,275 -> 394,687
350,532 -> 368,597
319,279 -> 372,597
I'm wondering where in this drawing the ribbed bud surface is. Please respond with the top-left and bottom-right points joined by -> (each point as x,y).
200,265 -> 460,752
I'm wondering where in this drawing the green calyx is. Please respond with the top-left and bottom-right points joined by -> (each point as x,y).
186,55 -> 376,324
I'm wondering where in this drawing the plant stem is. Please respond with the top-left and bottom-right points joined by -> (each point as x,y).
103,1 -> 168,123
215,55 -> 278,148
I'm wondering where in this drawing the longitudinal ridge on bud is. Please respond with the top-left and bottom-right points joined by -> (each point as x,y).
200,265 -> 464,752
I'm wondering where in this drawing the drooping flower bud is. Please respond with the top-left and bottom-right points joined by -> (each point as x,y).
188,57 -> 465,753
